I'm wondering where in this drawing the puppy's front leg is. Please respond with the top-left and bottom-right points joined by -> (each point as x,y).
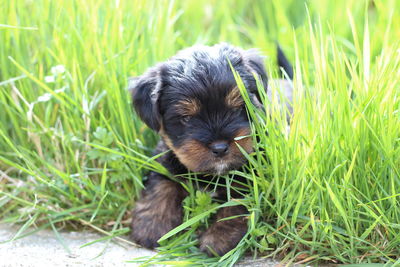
131,172 -> 187,248
199,205 -> 248,256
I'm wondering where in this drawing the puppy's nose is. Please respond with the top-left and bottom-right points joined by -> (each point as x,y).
209,141 -> 229,157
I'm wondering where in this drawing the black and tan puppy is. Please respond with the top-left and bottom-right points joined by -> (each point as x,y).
129,43 -> 292,256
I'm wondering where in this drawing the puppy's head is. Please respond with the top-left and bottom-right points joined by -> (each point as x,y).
130,43 -> 268,174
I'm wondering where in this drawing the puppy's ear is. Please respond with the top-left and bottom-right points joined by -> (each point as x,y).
243,49 -> 268,91
277,45 -> 293,80
129,66 -> 163,132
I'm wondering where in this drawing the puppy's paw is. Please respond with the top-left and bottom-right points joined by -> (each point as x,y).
131,176 -> 186,248
131,207 -> 181,248
199,206 -> 248,256
199,222 -> 246,256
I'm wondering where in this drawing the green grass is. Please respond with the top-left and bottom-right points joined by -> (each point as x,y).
1,0 -> 400,265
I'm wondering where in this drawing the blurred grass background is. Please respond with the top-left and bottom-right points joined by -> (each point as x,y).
0,0 -> 399,265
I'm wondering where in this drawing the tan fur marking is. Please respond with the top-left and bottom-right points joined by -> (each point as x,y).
160,130 -> 174,150
225,87 -> 244,108
232,127 -> 253,154
175,140 -> 211,171
175,98 -> 201,116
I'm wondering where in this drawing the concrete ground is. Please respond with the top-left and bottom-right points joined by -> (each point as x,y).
0,223 -> 155,267
0,224 -> 279,267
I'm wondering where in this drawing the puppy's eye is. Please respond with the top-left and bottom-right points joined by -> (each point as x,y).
181,116 -> 191,124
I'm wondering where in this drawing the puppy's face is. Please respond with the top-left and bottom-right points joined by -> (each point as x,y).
131,43 -> 268,174
160,84 -> 252,174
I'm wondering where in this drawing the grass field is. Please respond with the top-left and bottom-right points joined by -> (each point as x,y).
1,0 -> 400,265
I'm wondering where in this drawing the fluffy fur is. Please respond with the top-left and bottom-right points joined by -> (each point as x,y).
129,43 -> 292,256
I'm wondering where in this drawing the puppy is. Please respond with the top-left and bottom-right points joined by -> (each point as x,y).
129,43 -> 293,256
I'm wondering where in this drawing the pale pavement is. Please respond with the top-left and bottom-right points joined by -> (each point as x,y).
0,224 -> 279,267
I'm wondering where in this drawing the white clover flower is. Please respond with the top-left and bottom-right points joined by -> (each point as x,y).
44,75 -> 55,83
37,93 -> 52,102
45,65 -> 66,83
51,65 -> 66,75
